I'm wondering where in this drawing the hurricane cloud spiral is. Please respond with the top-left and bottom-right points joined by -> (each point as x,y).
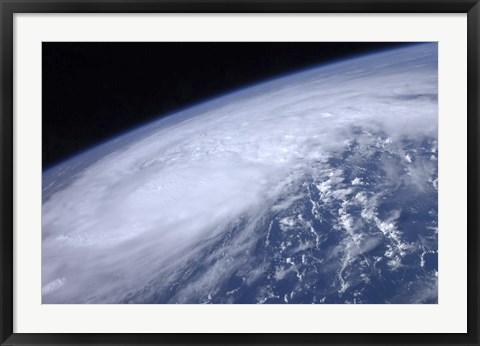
42,43 -> 438,304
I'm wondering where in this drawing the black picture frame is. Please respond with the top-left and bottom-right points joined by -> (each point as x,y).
1,1 -> 479,345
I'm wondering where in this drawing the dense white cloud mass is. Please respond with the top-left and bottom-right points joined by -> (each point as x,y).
42,44 -> 438,304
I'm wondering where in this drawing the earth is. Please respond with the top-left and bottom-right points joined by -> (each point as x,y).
42,43 -> 438,304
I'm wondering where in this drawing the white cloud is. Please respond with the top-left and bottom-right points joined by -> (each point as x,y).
351,177 -> 364,186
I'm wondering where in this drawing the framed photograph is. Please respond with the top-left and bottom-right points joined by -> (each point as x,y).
1,0 -> 479,345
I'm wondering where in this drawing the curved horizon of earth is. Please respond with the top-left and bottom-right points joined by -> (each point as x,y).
42,43 -> 438,304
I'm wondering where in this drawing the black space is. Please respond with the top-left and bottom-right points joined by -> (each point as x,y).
42,42 -> 408,168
